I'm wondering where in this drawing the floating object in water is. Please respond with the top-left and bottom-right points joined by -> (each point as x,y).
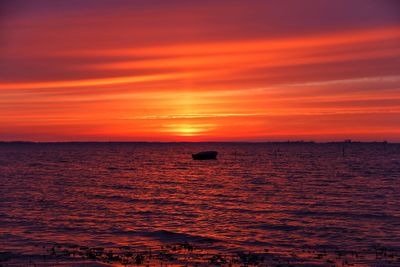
192,151 -> 218,160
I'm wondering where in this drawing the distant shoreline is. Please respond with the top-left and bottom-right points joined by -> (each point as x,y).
0,140 -> 396,144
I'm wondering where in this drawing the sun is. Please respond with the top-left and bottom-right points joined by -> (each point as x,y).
163,123 -> 216,137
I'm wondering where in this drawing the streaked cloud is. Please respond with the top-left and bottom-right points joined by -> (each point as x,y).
1,0 -> 399,141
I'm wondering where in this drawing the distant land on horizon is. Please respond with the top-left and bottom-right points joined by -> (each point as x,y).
0,140 -> 395,144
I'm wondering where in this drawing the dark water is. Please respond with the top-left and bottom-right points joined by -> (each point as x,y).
1,142 -> 400,265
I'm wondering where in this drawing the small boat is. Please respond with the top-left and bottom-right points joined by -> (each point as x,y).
192,151 -> 218,160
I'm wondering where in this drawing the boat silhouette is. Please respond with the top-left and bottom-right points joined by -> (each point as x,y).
192,151 -> 218,160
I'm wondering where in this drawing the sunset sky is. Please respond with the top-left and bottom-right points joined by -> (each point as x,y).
1,0 -> 399,141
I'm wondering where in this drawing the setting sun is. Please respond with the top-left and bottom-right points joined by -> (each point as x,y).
163,123 -> 216,137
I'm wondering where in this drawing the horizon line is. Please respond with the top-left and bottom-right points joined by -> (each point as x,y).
0,140 -> 395,144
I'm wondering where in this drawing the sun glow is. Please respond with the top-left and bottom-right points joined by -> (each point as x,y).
163,124 -> 216,137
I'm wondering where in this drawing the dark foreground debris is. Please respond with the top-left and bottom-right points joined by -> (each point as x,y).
1,243 -> 400,266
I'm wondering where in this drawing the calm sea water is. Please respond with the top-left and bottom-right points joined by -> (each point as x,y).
1,142 -> 400,265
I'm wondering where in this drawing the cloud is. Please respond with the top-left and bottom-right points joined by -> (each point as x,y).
1,0 -> 400,141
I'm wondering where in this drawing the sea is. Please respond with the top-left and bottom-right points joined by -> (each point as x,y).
1,142 -> 400,266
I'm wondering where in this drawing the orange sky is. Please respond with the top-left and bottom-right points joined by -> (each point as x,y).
1,0 -> 400,141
